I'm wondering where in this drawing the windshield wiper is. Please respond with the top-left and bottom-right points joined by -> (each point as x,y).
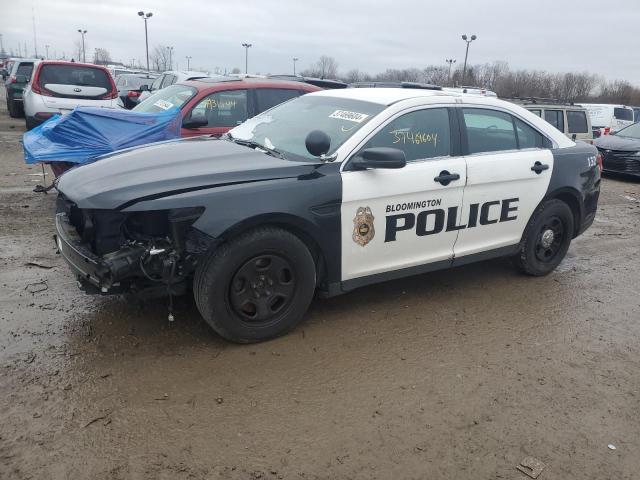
228,134 -> 286,159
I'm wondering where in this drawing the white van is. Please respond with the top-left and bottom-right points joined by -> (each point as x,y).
579,103 -> 634,136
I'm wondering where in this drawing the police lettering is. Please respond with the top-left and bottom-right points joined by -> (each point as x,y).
384,198 -> 519,242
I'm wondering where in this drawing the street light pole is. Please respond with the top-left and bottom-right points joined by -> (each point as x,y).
445,58 -> 456,85
166,46 -> 174,70
461,34 -> 477,86
45,44 -> 50,60
186,56 -> 192,70
138,11 -> 153,72
293,57 -> 299,75
242,43 -> 252,74
77,29 -> 87,62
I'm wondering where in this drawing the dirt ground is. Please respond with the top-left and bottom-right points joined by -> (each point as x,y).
0,86 -> 639,480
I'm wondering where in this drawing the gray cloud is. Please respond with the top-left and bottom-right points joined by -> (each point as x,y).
2,0 -> 639,83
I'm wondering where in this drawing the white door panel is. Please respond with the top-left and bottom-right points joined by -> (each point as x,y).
341,157 -> 466,281
453,149 -> 553,258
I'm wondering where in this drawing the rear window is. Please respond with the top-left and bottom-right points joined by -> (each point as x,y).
38,64 -> 111,89
614,107 -> 633,121
16,63 -> 34,77
567,111 -> 589,133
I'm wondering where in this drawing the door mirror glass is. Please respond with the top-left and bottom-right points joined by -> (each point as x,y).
183,111 -> 208,129
349,147 -> 406,170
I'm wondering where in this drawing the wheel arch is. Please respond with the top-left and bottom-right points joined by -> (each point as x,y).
217,213 -> 331,289
543,187 -> 584,237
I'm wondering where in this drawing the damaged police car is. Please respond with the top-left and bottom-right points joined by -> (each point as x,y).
54,88 -> 601,343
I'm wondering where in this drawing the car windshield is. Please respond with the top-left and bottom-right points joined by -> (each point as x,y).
119,76 -> 154,89
229,95 -> 384,161
133,84 -> 197,113
614,122 -> 640,139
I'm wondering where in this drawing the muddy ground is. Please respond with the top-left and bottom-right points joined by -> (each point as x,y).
0,86 -> 639,480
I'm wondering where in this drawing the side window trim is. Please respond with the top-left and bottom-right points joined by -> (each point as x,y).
343,104 -> 460,171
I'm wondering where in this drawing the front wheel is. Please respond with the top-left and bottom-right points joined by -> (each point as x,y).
514,199 -> 574,276
194,227 -> 316,343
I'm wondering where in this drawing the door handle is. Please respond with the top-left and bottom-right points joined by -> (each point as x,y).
434,170 -> 460,186
531,161 -> 550,174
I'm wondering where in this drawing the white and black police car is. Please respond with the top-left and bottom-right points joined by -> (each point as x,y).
54,88 -> 601,342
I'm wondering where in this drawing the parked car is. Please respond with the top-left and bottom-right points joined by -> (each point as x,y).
594,122 -> 640,178
350,81 -> 441,90
632,106 -> 640,123
23,61 -> 119,130
138,70 -> 209,102
508,99 -> 593,143
115,73 -> 158,109
133,77 -> 321,137
54,88 -> 600,343
4,58 -> 39,118
579,103 -> 634,136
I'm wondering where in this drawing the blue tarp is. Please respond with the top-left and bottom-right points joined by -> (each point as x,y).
23,106 -> 182,165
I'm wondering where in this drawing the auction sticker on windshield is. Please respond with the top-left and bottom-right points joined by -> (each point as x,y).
153,99 -> 174,110
329,110 -> 369,123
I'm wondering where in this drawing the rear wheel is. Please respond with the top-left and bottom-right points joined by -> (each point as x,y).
514,199 -> 574,276
7,99 -> 19,118
194,227 -> 316,343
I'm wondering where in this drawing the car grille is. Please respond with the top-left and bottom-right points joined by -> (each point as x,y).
597,147 -> 640,176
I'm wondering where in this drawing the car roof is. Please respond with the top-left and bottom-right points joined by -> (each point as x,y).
180,77 -> 322,91
309,87 -> 460,105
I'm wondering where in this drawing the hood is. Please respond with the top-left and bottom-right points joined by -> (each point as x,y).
57,136 -> 317,210
594,134 -> 640,152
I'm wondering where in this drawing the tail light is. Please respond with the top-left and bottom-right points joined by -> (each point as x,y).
8,75 -> 16,84
99,89 -> 119,100
604,127 -> 611,135
127,90 -> 141,98
596,153 -> 603,173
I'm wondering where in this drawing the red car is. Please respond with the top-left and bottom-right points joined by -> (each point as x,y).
133,77 -> 321,137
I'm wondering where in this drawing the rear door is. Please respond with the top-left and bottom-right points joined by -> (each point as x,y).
181,89 -> 249,137
341,106 -> 466,282
452,107 -> 553,260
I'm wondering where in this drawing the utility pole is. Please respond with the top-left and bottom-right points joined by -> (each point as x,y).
32,7 -> 38,57
77,29 -> 87,62
45,44 -> 50,59
166,46 -> 174,70
186,55 -> 192,70
461,34 -> 477,86
445,58 -> 456,85
241,43 -> 252,74
138,11 -> 153,72
293,57 -> 299,75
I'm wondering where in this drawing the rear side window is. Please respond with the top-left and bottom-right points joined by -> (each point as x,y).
544,110 -> 565,132
16,63 -> 34,78
161,74 -> 176,88
528,109 -> 542,117
614,107 -> 633,121
151,75 -> 164,91
38,65 -> 111,89
567,111 -> 589,133
514,118 -> 544,148
363,108 -> 451,161
255,88 -> 300,113
188,90 -> 248,127
463,109 -> 517,154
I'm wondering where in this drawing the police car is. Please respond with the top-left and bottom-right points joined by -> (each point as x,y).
54,88 -> 601,343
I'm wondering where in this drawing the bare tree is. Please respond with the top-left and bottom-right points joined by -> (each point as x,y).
150,45 -> 170,72
301,55 -> 339,79
93,48 -> 112,66
73,39 -> 89,63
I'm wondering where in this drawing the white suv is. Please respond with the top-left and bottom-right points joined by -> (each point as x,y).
137,70 -> 209,102
23,61 -> 119,130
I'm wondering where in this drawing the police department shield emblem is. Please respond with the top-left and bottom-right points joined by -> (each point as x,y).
352,206 -> 375,246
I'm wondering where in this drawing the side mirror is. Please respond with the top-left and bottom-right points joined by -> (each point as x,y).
182,111 -> 208,129
139,84 -> 149,91
348,147 -> 406,171
305,130 -> 331,157
15,74 -> 28,83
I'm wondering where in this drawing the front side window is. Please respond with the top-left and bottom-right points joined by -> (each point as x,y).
133,84 -> 196,113
567,111 -> 589,133
188,89 -> 248,127
230,95 -> 384,161
544,110 -> 565,132
255,88 -> 301,113
529,109 -> 542,117
463,108 -> 517,154
361,108 -> 451,161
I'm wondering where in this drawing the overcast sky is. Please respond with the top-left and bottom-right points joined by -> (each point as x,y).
2,0 -> 639,83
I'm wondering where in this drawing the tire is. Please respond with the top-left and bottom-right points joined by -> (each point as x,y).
514,199 -> 574,276
194,227 -> 316,343
7,99 -> 18,118
25,117 -> 38,131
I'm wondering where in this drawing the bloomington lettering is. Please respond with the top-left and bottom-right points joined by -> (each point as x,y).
386,199 -> 442,212
385,198 -> 519,242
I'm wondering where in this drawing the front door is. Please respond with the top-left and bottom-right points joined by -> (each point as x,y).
340,107 -> 466,282
181,89 -> 249,137
452,107 -> 554,259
